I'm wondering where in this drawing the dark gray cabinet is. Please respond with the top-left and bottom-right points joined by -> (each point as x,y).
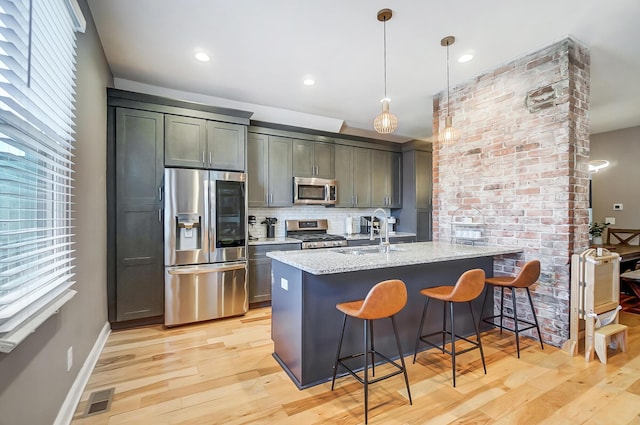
335,145 -> 372,207
247,133 -> 293,207
335,145 -> 354,207
206,121 -> 246,171
397,148 -> 432,241
248,243 -> 300,305
371,150 -> 402,208
292,139 -> 334,178
165,114 -> 246,171
113,107 -> 164,322
164,115 -> 206,168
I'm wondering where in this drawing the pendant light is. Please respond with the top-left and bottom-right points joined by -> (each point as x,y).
373,8 -> 397,134
438,36 -> 460,144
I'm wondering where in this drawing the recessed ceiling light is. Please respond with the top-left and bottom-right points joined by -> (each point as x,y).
194,52 -> 210,62
303,78 -> 316,86
458,53 -> 473,63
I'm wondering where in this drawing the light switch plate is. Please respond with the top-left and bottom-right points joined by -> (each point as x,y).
605,217 -> 615,225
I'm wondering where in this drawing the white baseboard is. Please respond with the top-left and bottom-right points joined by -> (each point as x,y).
54,321 -> 111,425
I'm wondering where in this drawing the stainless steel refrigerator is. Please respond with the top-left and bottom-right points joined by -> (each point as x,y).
164,168 -> 248,326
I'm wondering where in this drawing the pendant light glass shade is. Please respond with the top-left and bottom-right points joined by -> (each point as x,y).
374,98 -> 398,134
438,36 -> 460,144
373,9 -> 397,134
438,115 -> 459,144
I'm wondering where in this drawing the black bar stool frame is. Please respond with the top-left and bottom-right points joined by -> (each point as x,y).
480,284 -> 544,358
413,297 -> 486,387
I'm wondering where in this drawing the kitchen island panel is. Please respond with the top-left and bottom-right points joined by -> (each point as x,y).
271,256 -> 495,389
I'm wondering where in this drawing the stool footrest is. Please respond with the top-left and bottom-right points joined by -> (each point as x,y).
336,350 -> 405,386
418,330 -> 482,356
482,316 -> 538,334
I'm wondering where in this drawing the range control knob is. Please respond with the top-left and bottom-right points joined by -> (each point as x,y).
307,242 -> 317,249
333,241 -> 342,247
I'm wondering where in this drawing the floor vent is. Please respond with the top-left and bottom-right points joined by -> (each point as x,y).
83,387 -> 114,417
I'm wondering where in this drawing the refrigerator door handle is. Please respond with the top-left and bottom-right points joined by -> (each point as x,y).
167,262 -> 246,275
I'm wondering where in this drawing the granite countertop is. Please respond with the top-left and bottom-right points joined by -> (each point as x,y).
266,241 -> 523,275
344,232 -> 416,241
249,237 -> 301,246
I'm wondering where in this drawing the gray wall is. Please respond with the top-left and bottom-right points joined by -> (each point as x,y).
0,1 -> 113,424
591,126 -> 640,231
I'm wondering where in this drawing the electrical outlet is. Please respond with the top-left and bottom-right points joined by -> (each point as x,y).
281,278 -> 288,291
614,203 -> 623,211
67,346 -> 73,372
605,217 -> 615,225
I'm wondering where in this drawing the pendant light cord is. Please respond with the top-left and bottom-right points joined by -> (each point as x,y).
446,40 -> 450,115
383,17 -> 388,99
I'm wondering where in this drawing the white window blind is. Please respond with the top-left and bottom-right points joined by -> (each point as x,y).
0,0 -> 85,351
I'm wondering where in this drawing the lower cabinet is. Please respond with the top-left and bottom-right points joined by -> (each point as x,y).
248,243 -> 301,305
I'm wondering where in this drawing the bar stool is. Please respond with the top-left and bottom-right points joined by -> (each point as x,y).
331,279 -> 412,424
480,260 -> 544,358
413,269 -> 487,387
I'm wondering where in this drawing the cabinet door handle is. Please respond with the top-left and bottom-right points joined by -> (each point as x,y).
202,151 -> 205,164
158,209 -> 162,222
354,195 -> 357,205
158,186 -> 162,201
209,151 -> 212,166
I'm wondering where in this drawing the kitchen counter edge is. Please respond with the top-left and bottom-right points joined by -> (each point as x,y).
266,241 -> 523,275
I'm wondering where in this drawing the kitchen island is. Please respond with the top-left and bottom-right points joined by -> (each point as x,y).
267,242 -> 523,389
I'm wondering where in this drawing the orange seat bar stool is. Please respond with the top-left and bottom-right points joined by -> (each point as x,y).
331,279 -> 412,424
480,260 -> 544,358
413,269 -> 487,387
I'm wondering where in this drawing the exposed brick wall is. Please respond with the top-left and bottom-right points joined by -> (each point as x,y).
433,38 -> 590,347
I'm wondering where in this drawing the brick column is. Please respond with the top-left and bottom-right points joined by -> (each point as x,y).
433,38 -> 590,346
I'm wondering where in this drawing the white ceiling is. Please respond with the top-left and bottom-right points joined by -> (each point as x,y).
87,0 -> 640,142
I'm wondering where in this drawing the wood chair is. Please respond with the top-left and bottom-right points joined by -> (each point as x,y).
606,228 -> 640,245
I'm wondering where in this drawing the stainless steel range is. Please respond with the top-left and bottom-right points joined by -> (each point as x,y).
286,219 -> 347,249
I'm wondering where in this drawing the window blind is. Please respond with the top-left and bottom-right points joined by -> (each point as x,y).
0,0 -> 85,346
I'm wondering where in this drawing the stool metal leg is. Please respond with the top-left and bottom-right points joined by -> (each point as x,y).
526,287 -> 544,350
511,287 -> 521,358
480,285 -> 490,327
370,320 -> 375,377
449,301 -> 457,387
331,314 -> 348,390
413,297 -> 429,363
469,301 -> 487,374
391,315 -> 412,405
442,298 -> 447,352
363,319 -> 369,424
499,287 -> 505,334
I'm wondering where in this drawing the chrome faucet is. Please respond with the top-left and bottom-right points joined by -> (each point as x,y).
370,208 -> 390,253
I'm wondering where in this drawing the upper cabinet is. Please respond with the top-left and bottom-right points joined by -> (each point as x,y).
371,150 -> 402,208
165,114 -> 246,171
164,115 -> 205,168
206,121 -> 246,171
292,139 -> 334,179
247,133 -> 293,207
335,145 -> 372,207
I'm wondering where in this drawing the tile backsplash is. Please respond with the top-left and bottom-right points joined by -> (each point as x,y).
248,206 -> 390,239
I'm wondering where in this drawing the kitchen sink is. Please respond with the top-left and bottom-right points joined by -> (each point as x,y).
334,245 -> 406,255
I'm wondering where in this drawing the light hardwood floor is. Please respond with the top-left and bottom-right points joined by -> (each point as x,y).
71,308 -> 640,424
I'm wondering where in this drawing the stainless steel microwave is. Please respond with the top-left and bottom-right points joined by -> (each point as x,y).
293,177 -> 337,205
